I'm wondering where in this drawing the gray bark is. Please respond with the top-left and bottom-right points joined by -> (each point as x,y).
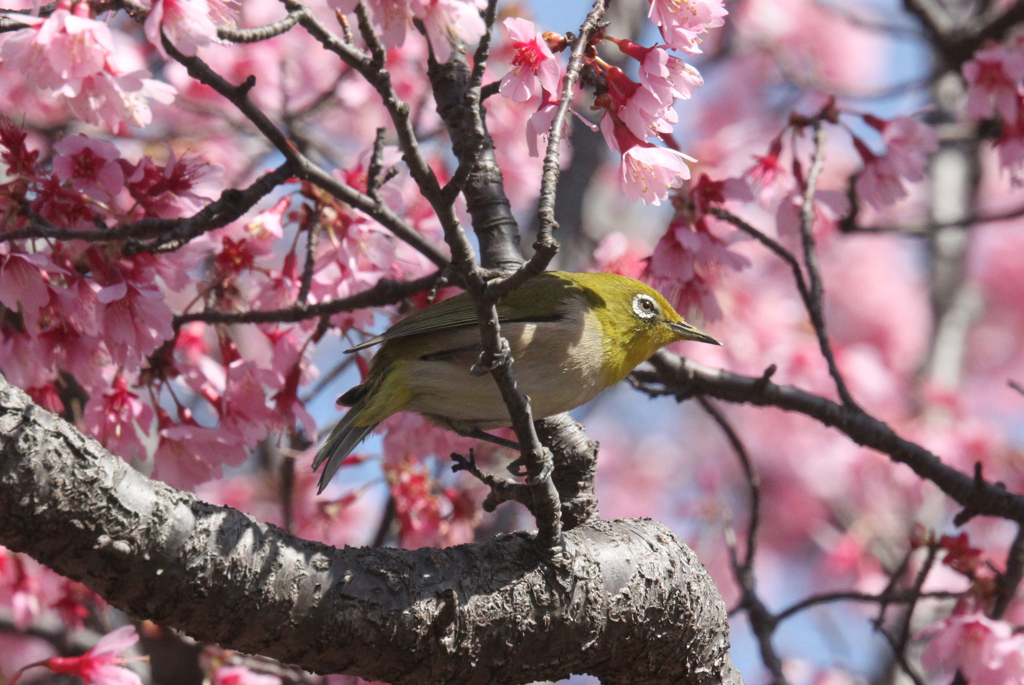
0,373 -> 741,685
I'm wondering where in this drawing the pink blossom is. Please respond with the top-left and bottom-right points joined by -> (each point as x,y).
61,68 -> 177,131
52,134 -> 125,200
121,149 -> 223,218
42,625 -> 142,685
602,114 -> 695,205
962,44 -> 1024,122
220,360 -> 278,448
921,612 -> 1024,685
0,6 -> 115,90
592,232 -> 648,279
213,665 -> 282,685
410,0 -> 486,65
648,0 -> 728,54
616,40 -> 704,106
329,0 -> 413,50
498,17 -> 561,103
603,65 -> 676,141
152,408 -> 248,489
0,549 -> 44,631
620,144 -> 695,205
0,328 -> 60,391
0,246 -> 56,334
95,278 -> 175,368
145,0 -> 225,59
855,147 -> 908,210
83,375 -> 154,461
0,4 -> 174,130
862,114 -> 939,182
641,178 -> 750,320
0,114 -> 40,178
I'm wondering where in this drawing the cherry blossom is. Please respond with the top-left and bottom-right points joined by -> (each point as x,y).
0,246 -> 57,334
409,0 -> 486,65
144,0 -> 227,59
613,39 -> 704,105
602,65 -> 677,141
862,114 -> 939,182
213,665 -> 282,685
38,625 -> 143,685
602,112 -> 696,205
52,134 -> 124,200
152,408 -> 248,489
962,43 -> 1024,122
0,2 -> 176,130
120,149 -> 223,218
854,145 -> 909,209
647,0 -> 728,54
641,175 -> 751,319
83,374 -> 154,462
921,612 -> 1024,685
498,17 -> 561,103
0,3 -> 115,90
95,277 -> 175,368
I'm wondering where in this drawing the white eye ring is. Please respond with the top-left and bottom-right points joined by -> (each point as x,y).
632,294 -> 659,320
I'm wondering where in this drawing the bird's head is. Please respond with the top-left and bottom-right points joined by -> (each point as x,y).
564,272 -> 721,383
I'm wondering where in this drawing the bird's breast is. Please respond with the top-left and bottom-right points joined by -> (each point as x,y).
398,305 -> 609,429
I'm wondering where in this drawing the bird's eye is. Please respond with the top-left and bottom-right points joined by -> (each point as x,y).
632,294 -> 658,320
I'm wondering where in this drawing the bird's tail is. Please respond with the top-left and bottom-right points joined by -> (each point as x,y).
312,405 -> 377,494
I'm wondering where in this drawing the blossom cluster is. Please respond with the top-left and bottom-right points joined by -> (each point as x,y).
493,1 -> 725,207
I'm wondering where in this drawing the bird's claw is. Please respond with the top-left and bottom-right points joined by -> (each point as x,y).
506,455 -> 527,477
525,447 -> 554,486
470,338 -> 512,376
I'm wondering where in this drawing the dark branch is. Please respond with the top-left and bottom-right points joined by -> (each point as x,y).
634,352 -> 1024,523
174,272 -> 440,326
0,375 -> 739,685
798,123 -> 859,409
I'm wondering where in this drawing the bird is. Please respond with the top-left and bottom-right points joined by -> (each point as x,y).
312,271 -> 721,493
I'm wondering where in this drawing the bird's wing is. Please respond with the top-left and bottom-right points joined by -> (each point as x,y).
345,273 -> 579,352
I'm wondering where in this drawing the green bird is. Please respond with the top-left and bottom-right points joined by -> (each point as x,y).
312,271 -> 721,493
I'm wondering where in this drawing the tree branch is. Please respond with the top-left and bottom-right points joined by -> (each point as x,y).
0,375 -> 740,685
798,123 -> 859,409
634,352 -> 1024,523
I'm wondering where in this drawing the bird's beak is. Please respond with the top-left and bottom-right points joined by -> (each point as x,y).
667,320 -> 722,346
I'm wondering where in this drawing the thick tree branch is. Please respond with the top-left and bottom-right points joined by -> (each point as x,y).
0,375 -> 740,685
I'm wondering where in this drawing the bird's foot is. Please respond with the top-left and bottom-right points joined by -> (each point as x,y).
525,447 -> 554,486
470,337 -> 513,377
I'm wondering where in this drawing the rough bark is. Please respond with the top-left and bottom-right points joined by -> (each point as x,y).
0,374 -> 740,685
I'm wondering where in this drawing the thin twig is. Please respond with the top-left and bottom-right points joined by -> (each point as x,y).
296,221 -> 320,307
709,207 -> 812,315
774,589 -> 962,623
175,272 -> 440,326
797,122 -> 859,409
217,12 -> 301,43
3,164 -> 293,248
699,398 -> 760,570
